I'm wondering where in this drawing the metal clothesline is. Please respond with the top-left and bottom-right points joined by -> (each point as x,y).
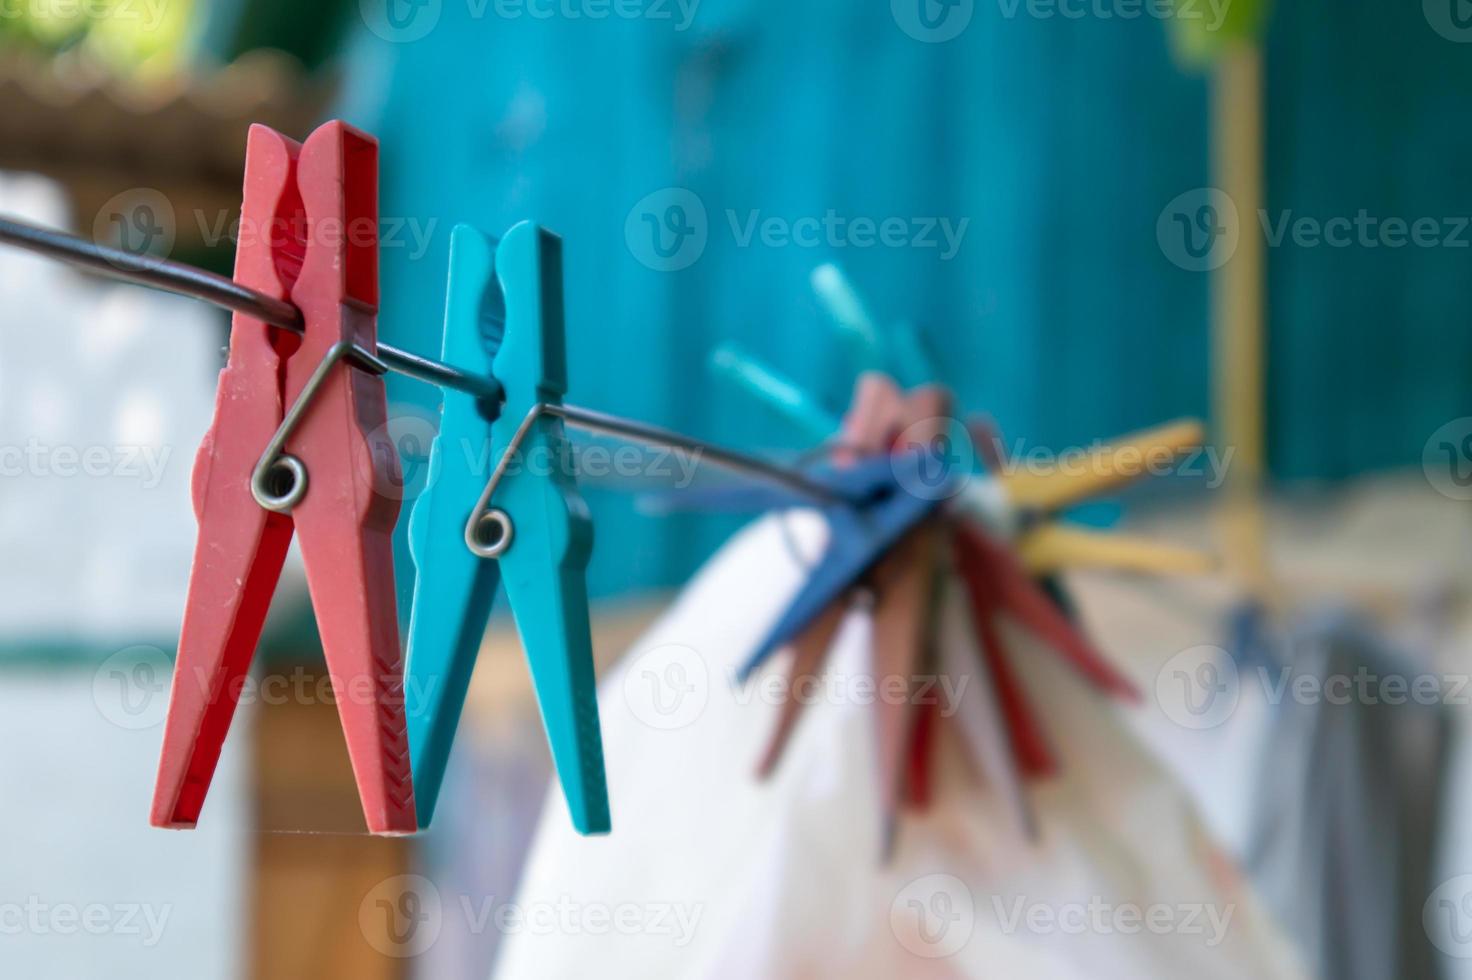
0,214 -> 846,508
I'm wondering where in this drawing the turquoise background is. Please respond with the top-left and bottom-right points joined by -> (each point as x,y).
203,0 -> 1472,601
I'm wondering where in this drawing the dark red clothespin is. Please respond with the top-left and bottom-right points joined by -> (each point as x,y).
151,121 -> 414,835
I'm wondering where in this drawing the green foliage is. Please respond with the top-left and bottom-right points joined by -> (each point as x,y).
0,0 -> 195,75
1167,0 -> 1272,64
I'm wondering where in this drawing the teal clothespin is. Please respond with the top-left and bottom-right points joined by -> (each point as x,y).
810,263 -> 934,387
406,222 -> 609,834
709,342 -> 840,442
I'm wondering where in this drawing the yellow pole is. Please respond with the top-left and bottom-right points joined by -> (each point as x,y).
1212,43 -> 1273,604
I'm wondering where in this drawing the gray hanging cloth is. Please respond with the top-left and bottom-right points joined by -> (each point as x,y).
1243,604 -> 1452,980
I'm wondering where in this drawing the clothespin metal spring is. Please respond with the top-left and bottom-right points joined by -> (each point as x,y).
250,339 -> 390,513
466,401 -> 853,558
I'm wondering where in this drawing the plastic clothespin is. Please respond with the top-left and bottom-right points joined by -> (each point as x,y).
752,380 -> 953,851
405,223 -> 608,835
709,342 -> 839,443
811,263 -> 934,387
755,374 -> 908,778
152,122 -> 414,835
949,518 -> 1140,787
737,451 -> 949,680
956,521 -> 1139,702
868,386 -> 949,835
937,574 -> 1038,841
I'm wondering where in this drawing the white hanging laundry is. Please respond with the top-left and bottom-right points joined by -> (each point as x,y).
0,173 -> 219,648
493,511 -> 1309,980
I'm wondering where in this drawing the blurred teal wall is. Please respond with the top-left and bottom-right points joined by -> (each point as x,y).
315,0 -> 1472,599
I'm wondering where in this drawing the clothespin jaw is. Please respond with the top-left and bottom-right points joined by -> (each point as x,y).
405,225 -> 504,828
406,223 -> 608,835
461,222 -> 610,835
995,418 -> 1216,577
1000,419 -> 1207,514
153,121 -> 415,836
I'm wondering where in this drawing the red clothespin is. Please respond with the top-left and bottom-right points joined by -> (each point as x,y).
151,121 -> 414,835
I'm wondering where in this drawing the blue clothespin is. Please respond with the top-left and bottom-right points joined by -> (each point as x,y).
737,449 -> 953,680
406,223 -> 609,834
